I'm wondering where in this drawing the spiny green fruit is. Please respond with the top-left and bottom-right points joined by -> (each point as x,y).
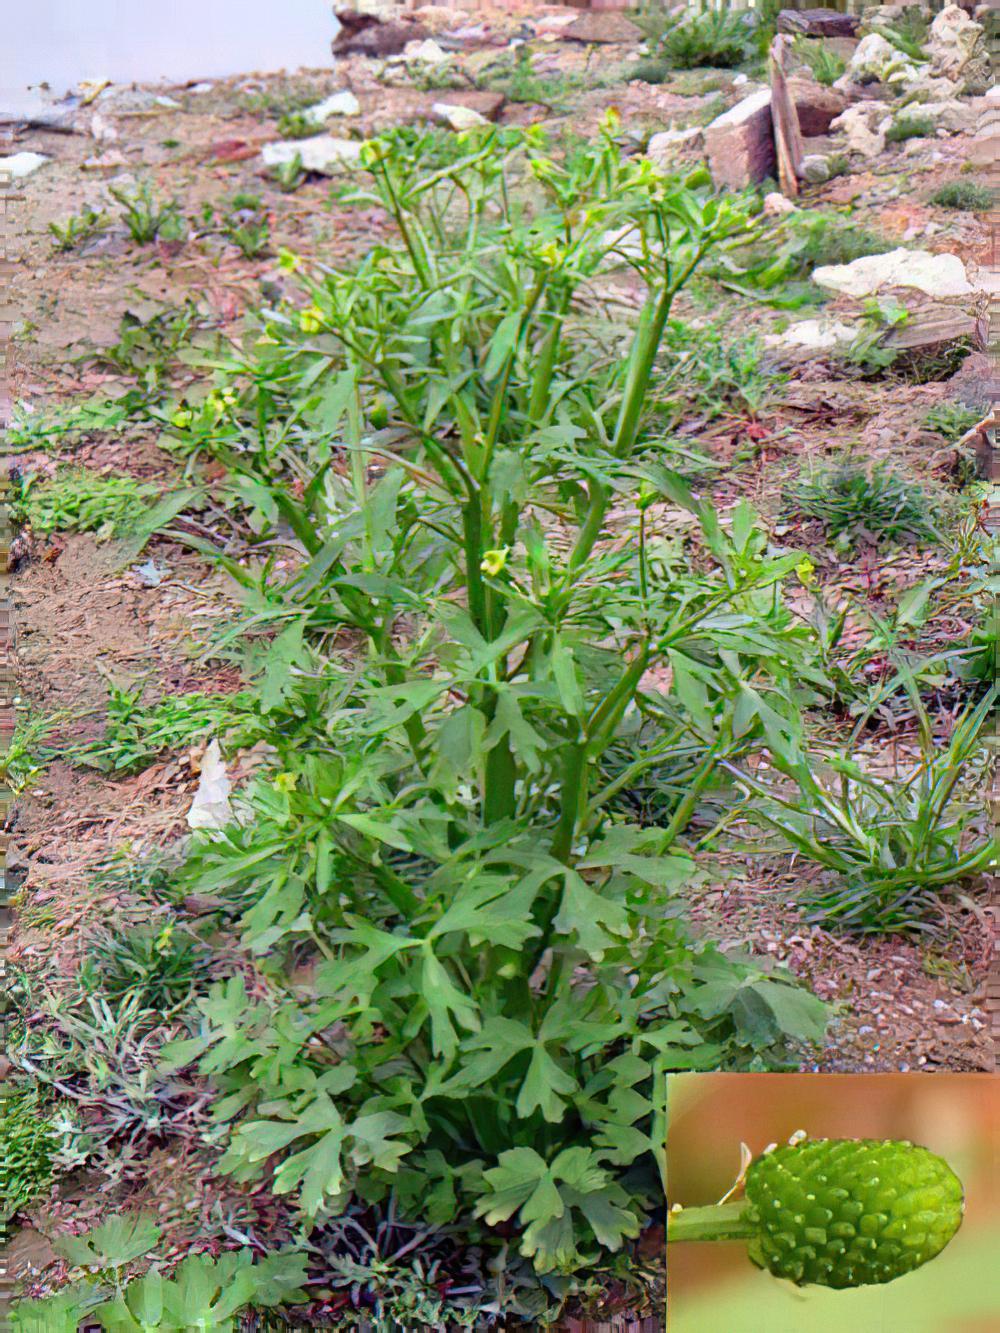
743,1137 -> 964,1289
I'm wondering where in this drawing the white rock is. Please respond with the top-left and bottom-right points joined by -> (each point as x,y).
927,3 -> 990,93
813,248 -> 974,299
304,91 -> 361,123
90,112 -> 118,142
906,99 -> 967,134
432,102 -> 489,131
154,95 -> 182,109
768,319 -> 857,350
838,32 -> 916,87
536,13 -> 578,31
186,740 -> 233,830
733,73 -> 749,86
0,151 -> 48,179
763,191 -> 797,216
261,135 -> 364,174
830,103 -> 891,157
403,39 -> 451,65
646,125 -> 703,165
188,82 -> 214,94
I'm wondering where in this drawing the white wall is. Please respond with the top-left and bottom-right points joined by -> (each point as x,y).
2,0 -> 338,105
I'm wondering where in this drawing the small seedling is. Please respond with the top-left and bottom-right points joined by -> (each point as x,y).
276,109 -> 321,139
48,205 -> 108,252
269,153 -> 306,192
221,193 -> 271,258
669,1136 -> 963,1290
109,181 -> 187,244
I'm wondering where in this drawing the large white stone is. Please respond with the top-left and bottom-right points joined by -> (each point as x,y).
0,151 -> 48,179
767,319 -> 857,351
261,135 -> 364,174
303,91 -> 361,123
813,248 -> 974,299
830,103 -> 891,157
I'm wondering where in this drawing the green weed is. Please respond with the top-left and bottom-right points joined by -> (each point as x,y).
108,181 -> 186,245
655,9 -> 751,69
784,459 -> 942,548
885,114 -> 935,144
48,205 -> 109,252
793,38 -> 847,87
156,123 -> 828,1287
729,689 -> 993,933
72,681 -> 264,773
930,180 -> 993,211
923,401 -> 982,441
0,1091 -> 56,1242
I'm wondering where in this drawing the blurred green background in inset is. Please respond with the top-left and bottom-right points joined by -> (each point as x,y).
666,1073 -> 999,1333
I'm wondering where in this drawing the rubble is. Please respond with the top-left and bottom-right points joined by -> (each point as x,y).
926,3 -> 990,94
302,91 -> 362,122
830,102 -> 892,157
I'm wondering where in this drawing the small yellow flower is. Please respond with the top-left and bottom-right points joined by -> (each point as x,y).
299,306 -> 323,334
170,408 -> 192,428
274,772 -> 299,793
795,557 -> 816,587
480,547 -> 509,577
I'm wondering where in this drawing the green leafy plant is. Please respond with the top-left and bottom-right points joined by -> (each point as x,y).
109,181 -> 186,245
158,121 -> 829,1285
0,1091 -> 57,1241
930,180 -> 993,212
13,1215 -> 307,1332
656,9 -> 751,70
77,919 -> 214,1015
784,458 -> 942,549
923,401 -> 982,441
668,1135 -> 963,1289
16,470 -> 158,536
4,396 -> 131,448
48,205 -> 109,252
72,681 -> 264,773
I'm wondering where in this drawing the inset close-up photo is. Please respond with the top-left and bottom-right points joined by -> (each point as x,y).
666,1073 -> 999,1332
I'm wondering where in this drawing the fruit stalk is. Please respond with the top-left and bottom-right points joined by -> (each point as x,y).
666,1203 -> 757,1244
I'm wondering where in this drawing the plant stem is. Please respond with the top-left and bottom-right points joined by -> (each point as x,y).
667,1203 -> 757,1244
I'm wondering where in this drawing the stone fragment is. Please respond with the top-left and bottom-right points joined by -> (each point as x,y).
768,318 -> 858,350
813,248 -> 974,299
332,12 -> 429,57
777,8 -> 860,38
763,191 -> 798,216
646,125 -> 703,166
303,91 -> 361,123
0,152 -> 48,179
704,90 -> 776,191
785,75 -> 848,136
433,102 -> 488,130
563,12 -> 643,44
261,136 -> 364,175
